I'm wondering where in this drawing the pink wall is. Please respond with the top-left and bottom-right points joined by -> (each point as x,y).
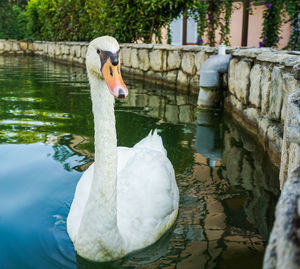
229,2 -> 243,46
247,4 -> 291,49
166,2 -> 291,49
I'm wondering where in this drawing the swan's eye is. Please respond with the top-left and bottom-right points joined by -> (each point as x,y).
109,66 -> 113,77
97,49 -> 100,54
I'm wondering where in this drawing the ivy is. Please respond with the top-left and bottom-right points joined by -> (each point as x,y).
190,0 -> 232,46
284,0 -> 300,50
220,0 -> 233,46
189,1 -> 208,45
0,1 -> 27,39
259,0 -> 283,48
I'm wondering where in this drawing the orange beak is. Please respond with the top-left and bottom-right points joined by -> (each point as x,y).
101,58 -> 128,98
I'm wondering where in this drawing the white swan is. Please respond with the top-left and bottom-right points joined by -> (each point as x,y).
67,36 -> 179,262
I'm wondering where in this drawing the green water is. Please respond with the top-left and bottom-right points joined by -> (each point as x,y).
0,56 -> 279,269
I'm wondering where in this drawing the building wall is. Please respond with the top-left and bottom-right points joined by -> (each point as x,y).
170,2 -> 291,49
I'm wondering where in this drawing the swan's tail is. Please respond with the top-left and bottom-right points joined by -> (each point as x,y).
133,129 -> 167,156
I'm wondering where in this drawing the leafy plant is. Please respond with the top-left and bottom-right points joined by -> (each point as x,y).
220,0 -> 233,45
0,0 -> 27,39
189,1 -> 209,45
259,0 -> 283,47
284,0 -> 299,50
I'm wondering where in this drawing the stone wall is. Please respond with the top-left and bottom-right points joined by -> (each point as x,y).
1,39 -> 300,268
0,39 -> 217,93
0,39 -> 299,177
263,88 -> 300,269
224,48 -> 300,187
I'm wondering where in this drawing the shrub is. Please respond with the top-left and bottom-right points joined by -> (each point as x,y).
0,1 -> 27,39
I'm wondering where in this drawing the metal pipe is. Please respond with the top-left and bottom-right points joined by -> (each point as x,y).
197,45 -> 231,108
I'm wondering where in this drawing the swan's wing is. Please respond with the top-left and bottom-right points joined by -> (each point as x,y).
133,129 -> 167,156
67,163 -> 94,242
117,145 -> 179,252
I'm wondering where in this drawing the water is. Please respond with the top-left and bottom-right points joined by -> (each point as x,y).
0,56 -> 279,269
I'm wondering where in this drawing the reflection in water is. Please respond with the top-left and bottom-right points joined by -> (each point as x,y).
0,56 -> 279,269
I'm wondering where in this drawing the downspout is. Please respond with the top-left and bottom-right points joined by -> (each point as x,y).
197,45 -> 231,108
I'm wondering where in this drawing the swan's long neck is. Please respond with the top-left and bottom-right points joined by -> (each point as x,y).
75,71 -> 125,261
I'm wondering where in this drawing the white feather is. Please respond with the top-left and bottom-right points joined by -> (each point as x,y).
67,36 -> 179,262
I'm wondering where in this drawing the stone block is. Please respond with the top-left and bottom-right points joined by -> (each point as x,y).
165,104 -> 179,124
179,105 -> 193,123
27,42 -> 34,51
249,64 -> 262,108
195,51 -> 208,75
279,88 -> 300,188
162,50 -> 167,71
235,61 -> 251,104
81,45 -> 87,59
70,45 -> 76,57
20,41 -> 27,51
167,50 -> 181,70
281,73 -> 300,121
138,49 -> 150,71
11,42 -> 20,51
269,66 -> 284,120
228,94 -> 243,112
74,45 -> 81,58
176,95 -> 189,106
293,63 -> 300,80
131,49 -> 139,69
42,43 -> 48,54
258,116 -> 271,138
280,54 -> 300,67
164,70 -> 178,82
4,41 -> 12,51
261,66 -> 272,114
54,44 -> 61,56
149,49 -> 163,71
243,107 -> 259,126
222,132 -> 242,186
256,52 -> 288,63
240,156 -> 254,190
232,47 -> 270,58
267,125 -> 282,152
182,53 -> 196,75
228,58 -> 238,96
177,70 -> 189,85
48,43 -> 55,57
32,42 -> 40,51
190,75 -> 200,89
0,40 -> 4,50
121,47 -> 131,67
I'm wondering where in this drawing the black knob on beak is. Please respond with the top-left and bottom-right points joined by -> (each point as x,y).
111,55 -> 119,66
118,89 -> 126,98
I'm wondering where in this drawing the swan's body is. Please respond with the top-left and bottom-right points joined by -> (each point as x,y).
67,36 -> 179,262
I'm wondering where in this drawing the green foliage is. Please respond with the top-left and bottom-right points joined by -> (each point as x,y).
0,1 -> 27,39
284,0 -> 299,50
1,0 -> 298,51
25,0 -> 192,42
220,0 -> 232,46
190,0 -> 232,46
258,0 -> 299,50
259,0 -> 283,47
189,1 -> 209,45
85,0 -> 193,43
26,0 -> 57,40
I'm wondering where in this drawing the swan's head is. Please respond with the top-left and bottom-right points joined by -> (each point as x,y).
86,36 -> 128,98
